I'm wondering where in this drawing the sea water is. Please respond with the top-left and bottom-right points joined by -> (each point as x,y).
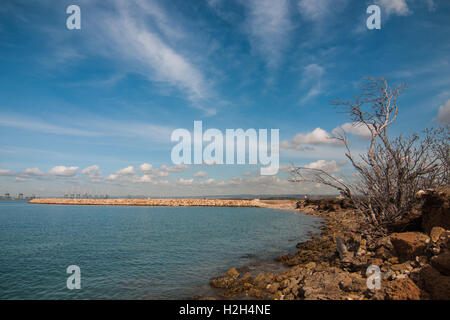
0,201 -> 322,299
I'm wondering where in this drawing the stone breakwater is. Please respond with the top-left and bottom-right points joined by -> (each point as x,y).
29,198 -> 264,207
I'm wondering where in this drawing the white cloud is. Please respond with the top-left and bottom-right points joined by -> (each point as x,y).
437,99 -> 450,124
82,165 -> 100,175
244,0 -> 292,68
160,164 -> 190,172
48,166 -> 79,177
22,167 -> 44,177
377,0 -> 410,16
139,163 -> 153,174
81,165 -> 102,181
0,169 -> 14,176
153,171 -> 169,177
177,178 -> 194,185
105,174 -> 119,181
116,166 -> 135,176
281,128 -> 340,150
139,174 -> 153,183
194,171 -> 207,178
199,178 -> 215,186
305,159 -> 346,173
332,122 -> 372,139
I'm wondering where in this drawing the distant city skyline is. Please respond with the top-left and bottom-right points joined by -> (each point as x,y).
1,0 -> 449,196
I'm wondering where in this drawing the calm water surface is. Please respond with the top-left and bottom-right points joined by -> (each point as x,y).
0,201 -> 322,299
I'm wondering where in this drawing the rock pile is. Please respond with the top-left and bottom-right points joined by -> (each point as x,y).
208,188 -> 450,300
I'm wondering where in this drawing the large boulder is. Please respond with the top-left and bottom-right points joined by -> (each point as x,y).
385,278 -> 422,300
431,252 -> 450,276
418,265 -> 450,300
390,232 -> 430,260
418,189 -> 450,234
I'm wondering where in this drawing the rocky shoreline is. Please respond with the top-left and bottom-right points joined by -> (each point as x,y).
206,189 -> 450,300
29,193 -> 449,300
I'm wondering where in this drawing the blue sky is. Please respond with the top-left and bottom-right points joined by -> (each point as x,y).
0,0 -> 449,197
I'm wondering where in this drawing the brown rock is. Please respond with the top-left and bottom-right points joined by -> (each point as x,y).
430,226 -> 446,243
210,267 -> 240,289
241,272 -> 252,282
430,252 -> 450,276
390,232 -> 430,260
338,273 -> 366,292
247,288 -> 266,299
336,237 -> 352,262
390,262 -> 413,273
304,262 -> 317,269
266,282 -> 280,294
385,278 -> 422,300
375,247 -> 393,260
418,265 -> 450,300
387,257 -> 400,264
369,258 -> 383,266
226,267 -> 240,278
376,236 -> 394,250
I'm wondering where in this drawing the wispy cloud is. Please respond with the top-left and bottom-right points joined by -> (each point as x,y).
298,0 -> 348,23
425,0 -> 436,12
299,63 -> 325,104
0,113 -> 174,143
376,0 -> 411,16
0,116 -> 97,137
94,0 -> 215,114
243,0 -> 292,68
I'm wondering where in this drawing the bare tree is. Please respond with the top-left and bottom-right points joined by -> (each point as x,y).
428,125 -> 450,185
290,78 -> 449,232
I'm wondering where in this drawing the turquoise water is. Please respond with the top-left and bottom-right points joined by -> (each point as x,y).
0,201 -> 322,299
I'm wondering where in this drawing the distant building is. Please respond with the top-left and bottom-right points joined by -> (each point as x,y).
18,193 -> 24,200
